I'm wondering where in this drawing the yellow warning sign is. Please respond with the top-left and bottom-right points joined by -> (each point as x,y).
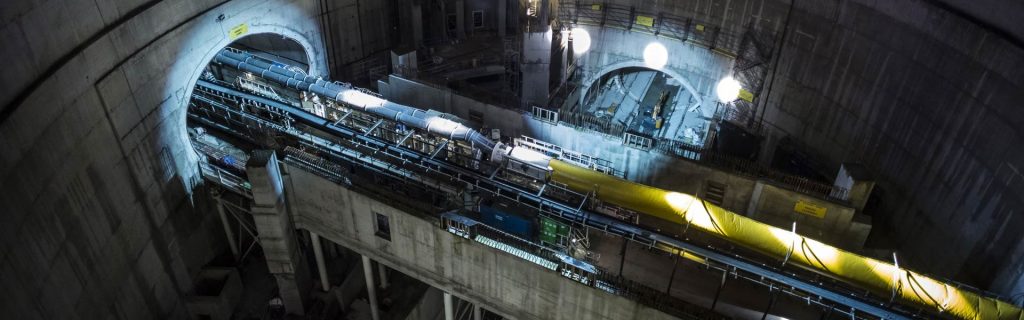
229,23 -> 249,40
739,88 -> 755,102
794,200 -> 827,218
591,4 -> 601,10
696,24 -> 706,32
635,15 -> 655,27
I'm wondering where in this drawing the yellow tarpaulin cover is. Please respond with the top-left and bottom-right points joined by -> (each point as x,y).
549,159 -> 1023,320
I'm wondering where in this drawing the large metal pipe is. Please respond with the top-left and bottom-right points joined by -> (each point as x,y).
214,50 -> 496,154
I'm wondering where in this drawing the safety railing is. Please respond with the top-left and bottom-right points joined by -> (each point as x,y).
442,211 -> 726,320
514,136 -> 622,178
558,110 -> 627,138
198,162 -> 252,199
560,2 -> 747,57
531,106 -> 559,124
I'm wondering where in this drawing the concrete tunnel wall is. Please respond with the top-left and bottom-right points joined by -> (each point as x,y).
754,0 -> 1024,294
0,0 -> 329,318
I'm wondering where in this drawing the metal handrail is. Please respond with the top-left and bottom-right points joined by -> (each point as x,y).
558,2 -> 754,58
458,213 -> 725,320
198,162 -> 252,199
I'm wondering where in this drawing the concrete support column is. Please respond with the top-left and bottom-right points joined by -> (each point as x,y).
456,0 -> 466,39
248,150 -> 312,315
377,263 -> 389,289
310,231 -> 329,291
444,292 -> 455,320
362,255 -> 381,320
473,305 -> 482,320
212,190 -> 239,259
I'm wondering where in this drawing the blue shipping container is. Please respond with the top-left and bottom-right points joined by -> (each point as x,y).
480,205 -> 533,240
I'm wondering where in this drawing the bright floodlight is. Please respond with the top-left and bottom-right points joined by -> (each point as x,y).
643,42 -> 668,69
571,28 -> 591,54
716,76 -> 741,102
341,90 -> 386,107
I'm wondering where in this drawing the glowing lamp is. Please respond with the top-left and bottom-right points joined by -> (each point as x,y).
643,42 -> 668,69
716,76 -> 741,102
571,28 -> 591,54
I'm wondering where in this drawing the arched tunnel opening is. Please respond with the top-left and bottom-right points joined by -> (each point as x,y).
580,67 -> 709,147
186,34 -> 314,184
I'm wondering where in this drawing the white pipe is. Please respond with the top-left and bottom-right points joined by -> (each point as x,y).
310,232 -> 329,291
444,292 -> 454,320
473,305 -> 482,320
363,256 -> 380,320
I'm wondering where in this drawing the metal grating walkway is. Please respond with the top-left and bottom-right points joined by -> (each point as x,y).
474,236 -> 559,271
